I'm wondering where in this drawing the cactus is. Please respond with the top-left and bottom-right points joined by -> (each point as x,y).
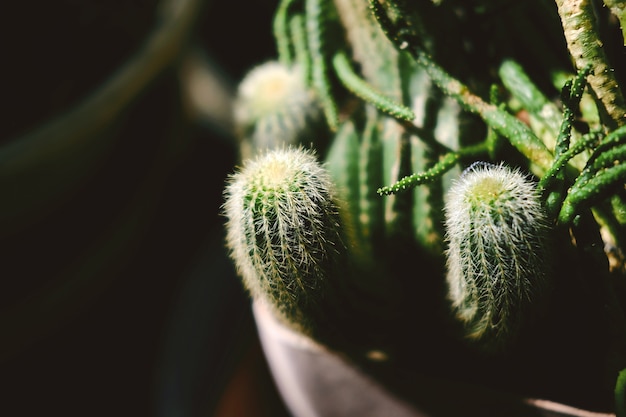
444,162 -> 550,351
223,0 -> 626,412
233,61 -> 328,157
223,147 -> 348,336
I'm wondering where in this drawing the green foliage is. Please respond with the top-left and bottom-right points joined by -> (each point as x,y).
225,0 -> 626,410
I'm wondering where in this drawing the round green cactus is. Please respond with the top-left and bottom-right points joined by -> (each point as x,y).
444,162 -> 551,351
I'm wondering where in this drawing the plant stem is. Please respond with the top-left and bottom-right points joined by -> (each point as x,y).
616,367 -> 626,417
555,0 -> 626,128
332,50 -> 415,121
413,52 -> 554,174
274,0 -> 297,65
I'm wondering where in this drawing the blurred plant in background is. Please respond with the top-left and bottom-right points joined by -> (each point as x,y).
0,1 -> 286,416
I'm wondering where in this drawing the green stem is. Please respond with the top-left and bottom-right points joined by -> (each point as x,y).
616,368 -> 626,417
369,0 -> 553,174
377,142 -> 487,195
306,0 -> 340,130
594,124 -> 626,156
555,64 -> 593,158
332,51 -> 415,121
498,59 -> 562,135
538,130 -> 601,194
555,80 -> 577,158
555,0 -> 626,128
612,193 -> 626,225
290,14 -> 311,83
274,0 -> 298,65
414,52 -> 553,174
559,162 -> 626,224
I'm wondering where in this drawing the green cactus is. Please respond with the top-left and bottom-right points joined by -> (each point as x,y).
223,147 -> 348,336
233,61 -> 328,157
223,146 -> 400,346
223,0 -> 626,411
444,162 -> 551,351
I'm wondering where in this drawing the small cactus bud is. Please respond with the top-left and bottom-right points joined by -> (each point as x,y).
233,61 -> 326,155
223,147 -> 348,335
444,162 -> 550,351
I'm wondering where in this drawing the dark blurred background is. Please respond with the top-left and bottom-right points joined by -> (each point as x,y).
0,0 -> 290,415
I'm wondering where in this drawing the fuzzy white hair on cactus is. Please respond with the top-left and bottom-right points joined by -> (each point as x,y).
444,162 -> 550,352
223,147 -> 346,334
233,61 -> 325,153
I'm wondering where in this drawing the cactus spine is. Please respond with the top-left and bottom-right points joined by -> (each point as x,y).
444,162 -> 550,351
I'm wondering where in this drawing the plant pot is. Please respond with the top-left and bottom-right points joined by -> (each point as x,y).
253,300 -> 614,417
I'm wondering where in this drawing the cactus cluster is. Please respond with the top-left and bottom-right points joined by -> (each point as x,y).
223,0 -> 626,412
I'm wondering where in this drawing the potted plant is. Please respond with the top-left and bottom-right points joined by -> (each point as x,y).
223,0 -> 626,415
